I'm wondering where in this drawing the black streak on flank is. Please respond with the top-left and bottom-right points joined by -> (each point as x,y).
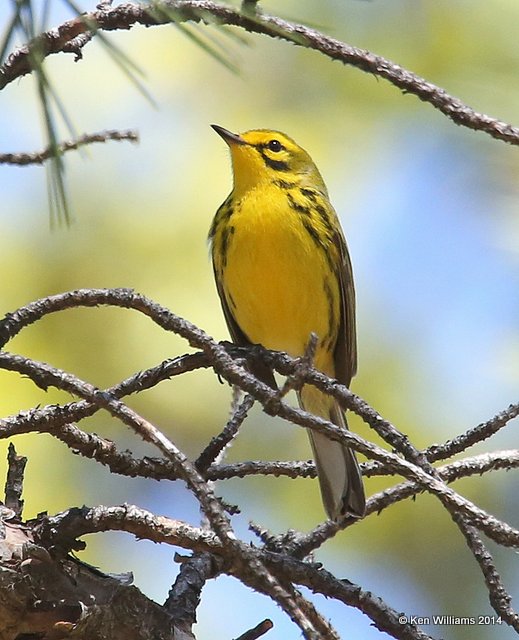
286,192 -> 311,215
323,278 -> 337,346
221,200 -> 235,224
302,217 -> 323,248
209,199 -> 234,239
274,179 -> 298,189
315,203 -> 329,225
208,214 -> 218,239
300,187 -> 318,203
315,203 -> 335,241
220,224 -> 234,267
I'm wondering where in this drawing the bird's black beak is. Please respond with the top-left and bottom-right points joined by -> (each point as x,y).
211,124 -> 246,146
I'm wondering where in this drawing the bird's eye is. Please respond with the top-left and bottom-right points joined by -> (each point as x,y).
268,139 -> 283,152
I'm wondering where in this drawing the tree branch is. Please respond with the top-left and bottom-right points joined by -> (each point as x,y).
165,552 -> 220,630
234,619 -> 273,640
4,443 -> 26,518
0,2 -> 517,146
0,129 -> 138,166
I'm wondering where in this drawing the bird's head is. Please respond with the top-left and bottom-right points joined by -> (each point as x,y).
212,125 -> 327,197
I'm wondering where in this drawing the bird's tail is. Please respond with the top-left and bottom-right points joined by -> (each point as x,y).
300,385 -> 365,521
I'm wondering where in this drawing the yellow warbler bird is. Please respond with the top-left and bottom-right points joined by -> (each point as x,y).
209,125 -> 365,520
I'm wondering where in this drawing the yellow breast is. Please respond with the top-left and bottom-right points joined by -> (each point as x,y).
217,185 -> 340,372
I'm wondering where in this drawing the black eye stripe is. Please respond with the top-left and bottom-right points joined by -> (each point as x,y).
259,150 -> 290,172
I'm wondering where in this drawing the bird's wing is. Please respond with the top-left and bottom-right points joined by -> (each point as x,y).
332,226 -> 357,387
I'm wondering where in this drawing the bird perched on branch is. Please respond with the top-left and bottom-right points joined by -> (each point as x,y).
209,125 -> 365,521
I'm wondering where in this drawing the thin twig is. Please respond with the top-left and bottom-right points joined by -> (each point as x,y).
207,459 -> 316,481
451,513 -> 519,630
196,394 -> 254,472
0,129 -> 138,166
280,580 -> 341,640
426,404 -> 519,462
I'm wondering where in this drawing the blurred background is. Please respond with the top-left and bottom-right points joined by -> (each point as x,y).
0,1 -> 518,638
